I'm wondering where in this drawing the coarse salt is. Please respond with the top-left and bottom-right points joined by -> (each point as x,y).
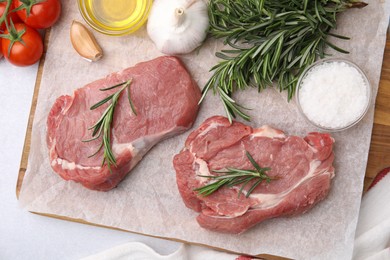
298,60 -> 369,129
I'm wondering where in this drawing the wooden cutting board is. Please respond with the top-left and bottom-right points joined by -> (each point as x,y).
15,31 -> 390,260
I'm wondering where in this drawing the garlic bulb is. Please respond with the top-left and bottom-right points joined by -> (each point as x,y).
147,0 -> 209,55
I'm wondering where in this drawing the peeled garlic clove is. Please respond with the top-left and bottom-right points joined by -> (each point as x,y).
147,0 -> 209,55
70,20 -> 103,62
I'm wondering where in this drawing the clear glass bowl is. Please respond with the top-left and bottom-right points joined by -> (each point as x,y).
78,0 -> 152,36
295,58 -> 372,132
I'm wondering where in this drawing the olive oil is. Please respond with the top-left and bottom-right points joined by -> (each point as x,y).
80,0 -> 151,35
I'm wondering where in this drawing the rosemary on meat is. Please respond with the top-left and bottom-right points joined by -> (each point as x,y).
194,151 -> 274,198
201,0 -> 367,123
83,79 -> 137,171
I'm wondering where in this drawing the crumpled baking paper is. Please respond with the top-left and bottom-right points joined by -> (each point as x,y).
19,1 -> 390,259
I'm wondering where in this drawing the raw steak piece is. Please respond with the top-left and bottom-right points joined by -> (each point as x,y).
47,56 -> 201,191
173,116 -> 335,233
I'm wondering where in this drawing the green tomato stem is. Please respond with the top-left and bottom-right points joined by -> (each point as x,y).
0,0 -> 13,26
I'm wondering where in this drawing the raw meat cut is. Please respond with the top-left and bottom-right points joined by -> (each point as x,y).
173,116 -> 335,234
47,56 -> 201,191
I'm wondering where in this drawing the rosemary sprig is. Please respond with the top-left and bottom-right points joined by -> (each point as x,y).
194,151 -> 274,198
83,79 -> 137,172
201,0 -> 367,123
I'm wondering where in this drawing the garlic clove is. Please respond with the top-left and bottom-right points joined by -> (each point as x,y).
70,20 -> 103,62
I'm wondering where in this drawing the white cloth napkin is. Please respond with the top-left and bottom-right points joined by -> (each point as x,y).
81,242 -> 242,260
353,171 -> 390,260
82,172 -> 390,260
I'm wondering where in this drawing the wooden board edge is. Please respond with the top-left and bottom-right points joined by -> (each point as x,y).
30,211 -> 290,260
16,29 -> 51,199
363,33 -> 390,192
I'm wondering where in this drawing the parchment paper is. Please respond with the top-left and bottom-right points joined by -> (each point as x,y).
19,1 -> 390,259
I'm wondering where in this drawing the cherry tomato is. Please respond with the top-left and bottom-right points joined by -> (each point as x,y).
0,0 -> 21,32
1,23 -> 43,66
14,0 -> 61,29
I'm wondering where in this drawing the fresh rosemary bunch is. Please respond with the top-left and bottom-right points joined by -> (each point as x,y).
195,151 -> 274,197
201,0 -> 367,123
83,79 -> 137,171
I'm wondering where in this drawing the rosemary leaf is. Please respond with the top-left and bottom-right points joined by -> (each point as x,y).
127,83 -> 137,116
99,81 -> 128,91
90,94 -> 115,110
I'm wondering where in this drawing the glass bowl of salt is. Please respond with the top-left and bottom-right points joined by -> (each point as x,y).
296,58 -> 371,132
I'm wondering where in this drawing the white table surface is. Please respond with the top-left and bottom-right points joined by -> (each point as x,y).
0,59 -> 180,260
